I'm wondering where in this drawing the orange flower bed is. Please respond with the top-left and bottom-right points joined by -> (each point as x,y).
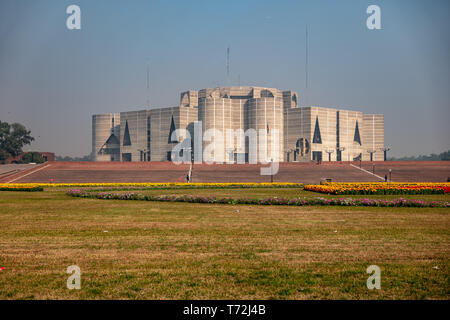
304,183 -> 450,195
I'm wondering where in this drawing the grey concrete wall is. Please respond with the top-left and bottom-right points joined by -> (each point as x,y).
92,86 -> 385,163
362,114 -> 385,161
92,113 -> 120,161
284,107 -> 311,162
247,97 -> 284,163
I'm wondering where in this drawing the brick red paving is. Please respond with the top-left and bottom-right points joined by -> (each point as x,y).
360,161 -> 450,182
5,161 -> 449,184
0,164 -> 37,175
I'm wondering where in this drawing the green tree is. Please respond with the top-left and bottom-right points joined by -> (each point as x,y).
0,121 -> 35,160
21,152 -> 45,164
0,149 -> 9,163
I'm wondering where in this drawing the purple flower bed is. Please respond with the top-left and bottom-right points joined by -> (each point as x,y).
66,189 -> 450,208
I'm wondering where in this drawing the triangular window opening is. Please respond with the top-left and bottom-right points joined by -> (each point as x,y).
106,134 -> 120,146
312,116 -> 322,144
168,115 -> 178,143
353,120 -> 361,145
123,120 -> 131,146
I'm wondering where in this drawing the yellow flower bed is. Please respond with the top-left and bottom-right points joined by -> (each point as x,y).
304,182 -> 450,195
0,185 -> 43,191
0,182 -> 303,189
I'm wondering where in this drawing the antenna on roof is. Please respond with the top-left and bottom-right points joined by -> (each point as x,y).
226,46 -> 230,85
305,25 -> 309,106
146,60 -> 150,108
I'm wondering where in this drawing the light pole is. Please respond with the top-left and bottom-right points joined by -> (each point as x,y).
288,149 -> 296,162
366,149 -> 376,162
325,149 -> 334,162
226,148 -> 235,164
381,147 -> 390,162
337,147 -> 345,163
137,149 -> 148,162
186,146 -> 193,183
389,169 -> 392,182
270,158 -> 274,183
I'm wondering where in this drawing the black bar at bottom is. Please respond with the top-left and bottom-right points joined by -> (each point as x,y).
0,300 -> 446,319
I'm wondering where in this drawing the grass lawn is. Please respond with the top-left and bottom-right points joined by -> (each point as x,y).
0,188 -> 449,299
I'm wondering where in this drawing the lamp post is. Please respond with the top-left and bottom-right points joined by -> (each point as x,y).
137,149 -> 148,162
366,149 -> 376,162
288,148 -> 297,162
292,149 -> 298,162
337,147 -> 345,163
226,148 -> 235,164
270,158 -> 274,183
381,147 -> 390,162
186,146 -> 193,183
325,149 -> 334,162
389,169 -> 392,182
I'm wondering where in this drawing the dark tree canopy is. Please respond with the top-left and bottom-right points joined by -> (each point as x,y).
21,152 -> 45,164
388,150 -> 450,161
0,121 -> 35,160
55,155 -> 91,161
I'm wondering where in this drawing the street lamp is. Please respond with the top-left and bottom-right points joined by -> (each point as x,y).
337,147 -> 345,162
381,147 -> 390,162
325,148 -> 334,162
226,148 -> 235,164
270,158 -> 274,183
137,149 -> 148,162
366,149 -> 376,162
288,148 -> 296,162
389,169 -> 392,182
185,146 -> 193,182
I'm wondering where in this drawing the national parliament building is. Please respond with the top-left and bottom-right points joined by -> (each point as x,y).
92,86 -> 385,163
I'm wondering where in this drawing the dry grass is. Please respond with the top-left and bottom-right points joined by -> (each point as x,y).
0,189 -> 449,299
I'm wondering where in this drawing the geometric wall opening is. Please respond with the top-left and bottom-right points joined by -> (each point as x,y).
123,120 -> 132,146
168,115 -> 178,143
353,120 -> 361,145
312,116 -> 322,144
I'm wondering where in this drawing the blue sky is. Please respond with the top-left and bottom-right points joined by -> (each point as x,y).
0,0 -> 449,157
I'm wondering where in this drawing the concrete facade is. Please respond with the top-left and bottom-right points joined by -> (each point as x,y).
92,86 -> 385,163
92,113 -> 120,162
197,87 -> 284,163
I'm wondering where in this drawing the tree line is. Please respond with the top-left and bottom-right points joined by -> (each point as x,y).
0,121 -> 34,164
388,150 -> 450,161
55,155 -> 91,161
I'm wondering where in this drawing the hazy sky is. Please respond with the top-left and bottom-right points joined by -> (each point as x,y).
0,0 -> 449,157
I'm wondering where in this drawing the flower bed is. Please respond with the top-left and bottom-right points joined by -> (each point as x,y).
0,186 -> 43,192
304,182 -> 450,195
0,182 -> 303,190
66,189 -> 450,208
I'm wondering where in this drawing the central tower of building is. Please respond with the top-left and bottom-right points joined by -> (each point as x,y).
198,86 -> 287,163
